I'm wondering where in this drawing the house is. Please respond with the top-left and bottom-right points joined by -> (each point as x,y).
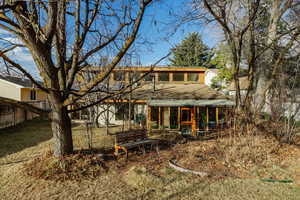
76,66 -> 235,136
0,75 -> 49,129
225,76 -> 249,96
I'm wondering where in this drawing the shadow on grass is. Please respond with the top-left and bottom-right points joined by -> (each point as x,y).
0,119 -> 52,159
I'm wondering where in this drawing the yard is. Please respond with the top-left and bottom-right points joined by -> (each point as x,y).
1,119 -> 300,200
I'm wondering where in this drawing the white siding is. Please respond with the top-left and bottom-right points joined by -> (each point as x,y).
96,104 -> 147,126
0,79 -> 21,101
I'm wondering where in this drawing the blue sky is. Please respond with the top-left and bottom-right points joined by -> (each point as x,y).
138,0 -> 223,65
0,0 -> 224,78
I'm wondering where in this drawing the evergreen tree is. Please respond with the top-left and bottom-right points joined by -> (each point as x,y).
169,32 -> 211,67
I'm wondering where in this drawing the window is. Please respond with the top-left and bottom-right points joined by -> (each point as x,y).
208,107 -> 217,129
114,71 -> 125,81
181,109 -> 191,122
115,104 -> 134,120
30,90 -> 36,100
173,72 -> 184,81
187,73 -> 199,82
170,107 -> 178,129
150,107 -> 159,128
0,104 -> 12,114
158,72 -> 169,82
144,73 -> 153,82
129,72 -> 141,82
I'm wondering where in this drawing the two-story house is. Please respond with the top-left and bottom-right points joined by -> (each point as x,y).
0,75 -> 48,129
75,66 -> 234,136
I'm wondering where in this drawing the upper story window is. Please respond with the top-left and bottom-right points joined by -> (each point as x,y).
187,73 -> 199,82
129,72 -> 141,82
144,73 -> 153,82
30,90 -> 36,100
173,72 -> 184,81
114,71 -> 125,81
158,72 -> 169,82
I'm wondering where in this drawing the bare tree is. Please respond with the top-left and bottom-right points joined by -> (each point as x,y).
0,0 -> 155,156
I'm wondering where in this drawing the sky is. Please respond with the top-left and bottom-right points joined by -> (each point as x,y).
138,0 -> 224,66
0,0 -> 224,77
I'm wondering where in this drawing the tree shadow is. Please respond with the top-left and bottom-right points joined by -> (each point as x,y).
0,119 -> 52,159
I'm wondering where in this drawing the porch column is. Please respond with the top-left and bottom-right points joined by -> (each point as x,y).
206,107 -> 209,131
192,106 -> 197,136
178,107 -> 181,130
147,106 -> 151,133
158,107 -> 161,130
216,107 -> 219,128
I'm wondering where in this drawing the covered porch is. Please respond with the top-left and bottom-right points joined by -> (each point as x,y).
147,99 -> 234,136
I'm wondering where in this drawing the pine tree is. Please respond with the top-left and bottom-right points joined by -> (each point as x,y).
169,32 -> 211,67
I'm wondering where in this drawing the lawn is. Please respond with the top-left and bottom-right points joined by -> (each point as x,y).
1,119 -> 300,200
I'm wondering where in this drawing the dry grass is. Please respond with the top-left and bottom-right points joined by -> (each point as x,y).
1,120 -> 300,200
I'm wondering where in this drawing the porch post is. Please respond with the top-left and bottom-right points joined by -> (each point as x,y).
216,107 -> 219,129
158,107 -> 161,130
178,107 -> 181,130
206,107 -> 209,131
147,106 -> 151,133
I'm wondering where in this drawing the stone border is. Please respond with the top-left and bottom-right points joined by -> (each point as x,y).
169,159 -> 208,177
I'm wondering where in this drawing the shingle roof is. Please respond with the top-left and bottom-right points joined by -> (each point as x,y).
132,83 -> 231,101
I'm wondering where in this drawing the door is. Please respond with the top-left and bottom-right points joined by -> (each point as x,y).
180,107 -> 194,135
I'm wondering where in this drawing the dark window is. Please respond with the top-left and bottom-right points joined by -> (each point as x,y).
150,107 -> 159,128
187,73 -> 199,82
129,72 -> 141,82
114,71 -> 125,81
115,104 -> 134,120
158,72 -> 169,82
197,107 -> 206,129
144,73 -> 153,82
208,107 -> 217,129
173,72 -> 184,81
30,90 -> 36,100
170,107 -> 178,129
181,109 -> 191,122
0,104 -> 12,114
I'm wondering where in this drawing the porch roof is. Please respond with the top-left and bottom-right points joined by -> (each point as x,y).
147,99 -> 235,107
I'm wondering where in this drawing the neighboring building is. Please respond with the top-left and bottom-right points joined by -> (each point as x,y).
0,75 -> 49,129
225,76 -> 249,96
76,66 -> 235,136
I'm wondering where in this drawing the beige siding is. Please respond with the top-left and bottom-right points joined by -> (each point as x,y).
20,88 -> 47,101
0,79 -> 21,101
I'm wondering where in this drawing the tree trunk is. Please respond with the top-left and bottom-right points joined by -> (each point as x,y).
49,93 -> 73,157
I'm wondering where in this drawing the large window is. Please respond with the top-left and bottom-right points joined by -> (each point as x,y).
170,107 -> 178,129
173,72 -> 184,81
115,104 -> 134,121
187,73 -> 199,82
114,71 -> 125,81
144,73 -> 153,82
129,72 -> 141,82
158,72 -> 169,82
150,107 -> 159,128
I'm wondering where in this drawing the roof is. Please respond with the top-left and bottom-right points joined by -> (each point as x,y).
131,83 -> 233,104
0,75 -> 41,88
84,66 -> 207,72
226,76 -> 249,91
148,99 -> 234,107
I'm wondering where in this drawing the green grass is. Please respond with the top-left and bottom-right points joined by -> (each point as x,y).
0,119 -> 52,160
